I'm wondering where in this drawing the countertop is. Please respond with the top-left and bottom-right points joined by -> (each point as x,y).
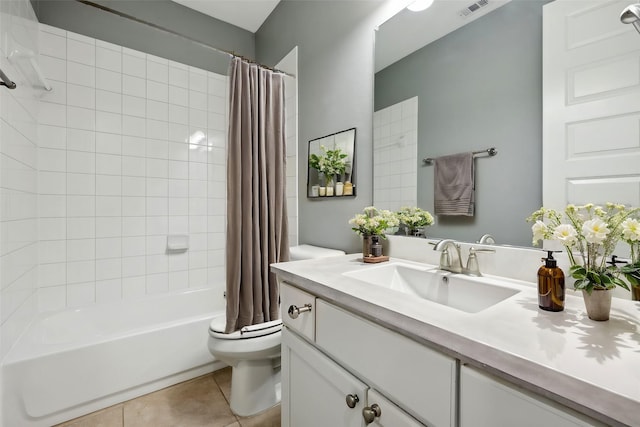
271,254 -> 640,427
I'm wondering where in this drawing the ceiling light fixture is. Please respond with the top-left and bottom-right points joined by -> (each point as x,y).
407,0 -> 434,12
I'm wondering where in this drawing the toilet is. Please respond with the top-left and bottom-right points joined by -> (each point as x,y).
207,244 -> 345,417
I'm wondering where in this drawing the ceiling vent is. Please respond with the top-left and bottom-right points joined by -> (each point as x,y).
459,0 -> 489,18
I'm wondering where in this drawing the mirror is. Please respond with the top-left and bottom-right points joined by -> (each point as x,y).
374,0 -> 549,247
307,128 -> 356,199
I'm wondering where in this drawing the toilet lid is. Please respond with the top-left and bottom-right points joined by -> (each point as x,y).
209,317 -> 282,340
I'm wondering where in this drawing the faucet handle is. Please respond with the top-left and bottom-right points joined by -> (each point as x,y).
440,248 -> 451,269
465,247 -> 495,276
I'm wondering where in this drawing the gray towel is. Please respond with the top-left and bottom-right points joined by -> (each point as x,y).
434,152 -> 474,216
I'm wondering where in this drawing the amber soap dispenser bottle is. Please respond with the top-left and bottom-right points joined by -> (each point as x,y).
538,251 -> 565,312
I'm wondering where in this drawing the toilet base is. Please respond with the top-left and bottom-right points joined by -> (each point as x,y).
229,358 -> 281,417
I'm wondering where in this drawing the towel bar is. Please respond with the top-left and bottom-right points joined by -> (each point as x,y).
423,147 -> 497,165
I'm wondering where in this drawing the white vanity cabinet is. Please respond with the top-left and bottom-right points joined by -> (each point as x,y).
459,365 -> 603,427
280,282 -> 453,427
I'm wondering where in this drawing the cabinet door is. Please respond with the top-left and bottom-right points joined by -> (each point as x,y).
366,389 -> 426,427
316,300 -> 456,426
459,365 -> 603,427
281,327 -> 368,427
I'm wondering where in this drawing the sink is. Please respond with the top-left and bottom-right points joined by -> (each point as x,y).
343,263 -> 520,313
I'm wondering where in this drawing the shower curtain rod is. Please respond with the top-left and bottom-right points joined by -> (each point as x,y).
74,0 -> 294,78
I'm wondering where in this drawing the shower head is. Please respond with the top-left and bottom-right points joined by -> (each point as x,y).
621,4 -> 640,34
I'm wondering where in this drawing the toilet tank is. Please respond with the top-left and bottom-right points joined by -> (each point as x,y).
289,244 -> 345,261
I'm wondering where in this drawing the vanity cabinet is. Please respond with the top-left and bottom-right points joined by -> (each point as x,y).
459,365 -> 603,427
280,282 -> 452,427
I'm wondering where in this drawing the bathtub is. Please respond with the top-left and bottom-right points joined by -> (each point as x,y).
1,287 -> 226,427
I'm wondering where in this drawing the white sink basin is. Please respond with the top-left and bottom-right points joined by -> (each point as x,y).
343,262 -> 520,313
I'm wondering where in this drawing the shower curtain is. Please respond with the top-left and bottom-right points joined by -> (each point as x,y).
225,57 -> 289,333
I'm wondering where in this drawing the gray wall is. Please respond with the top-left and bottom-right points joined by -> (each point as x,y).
31,0 -> 255,74
375,0 -> 547,247
256,1 -> 387,253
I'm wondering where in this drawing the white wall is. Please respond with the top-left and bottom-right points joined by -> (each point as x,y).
373,96 -> 418,211
276,47 -> 299,247
36,23 -> 227,311
0,0 -> 40,361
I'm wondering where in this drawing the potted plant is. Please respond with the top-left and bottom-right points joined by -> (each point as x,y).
349,206 -> 399,258
620,216 -> 640,301
396,206 -> 434,237
527,203 -> 640,320
309,145 -> 348,195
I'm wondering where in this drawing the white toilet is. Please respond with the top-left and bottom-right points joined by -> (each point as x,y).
207,244 -> 345,417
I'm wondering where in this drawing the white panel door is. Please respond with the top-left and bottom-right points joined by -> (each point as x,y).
281,327 -> 367,427
543,0 -> 640,209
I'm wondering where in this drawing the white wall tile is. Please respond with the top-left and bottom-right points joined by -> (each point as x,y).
38,124 -> 66,149
169,65 -> 188,88
96,278 -> 122,303
122,197 -> 146,217
147,59 -> 168,83
96,258 -> 121,280
67,282 -> 95,306
96,111 -> 121,134
68,62 -> 95,87
122,257 -> 146,277
96,68 -> 121,92
96,47 -> 121,72
67,129 -> 95,152
96,132 -> 122,155
67,150 -> 95,174
122,75 -> 146,97
67,106 -> 96,131
122,136 -> 146,157
67,83 -> 95,109
31,26 -> 234,314
122,236 -> 145,257
96,90 -> 122,114
67,239 -> 95,262
123,95 -> 145,117
122,276 -> 146,298
67,173 -> 95,195
67,195 -> 95,217
147,81 -> 168,102
67,217 -> 95,239
123,54 -> 146,77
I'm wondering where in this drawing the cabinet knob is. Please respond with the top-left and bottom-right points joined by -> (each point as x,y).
345,393 -> 359,409
362,404 -> 382,424
287,303 -> 312,319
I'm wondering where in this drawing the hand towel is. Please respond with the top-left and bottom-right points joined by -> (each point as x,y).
434,152 -> 474,216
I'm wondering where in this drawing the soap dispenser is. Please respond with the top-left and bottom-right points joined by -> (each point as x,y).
538,251 -> 564,312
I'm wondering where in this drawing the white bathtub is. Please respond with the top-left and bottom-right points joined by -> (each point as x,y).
1,287 -> 225,427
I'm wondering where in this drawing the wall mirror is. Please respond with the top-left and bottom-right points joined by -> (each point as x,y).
374,0 -> 547,247
307,128 -> 356,199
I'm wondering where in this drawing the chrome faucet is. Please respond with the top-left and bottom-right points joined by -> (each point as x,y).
465,247 -> 496,276
433,239 -> 464,273
477,234 -> 496,245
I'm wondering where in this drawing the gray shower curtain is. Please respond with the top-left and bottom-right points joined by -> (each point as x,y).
225,57 -> 289,333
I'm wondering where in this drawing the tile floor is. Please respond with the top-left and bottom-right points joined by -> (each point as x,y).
55,367 -> 281,427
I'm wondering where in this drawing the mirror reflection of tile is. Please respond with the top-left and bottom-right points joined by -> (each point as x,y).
373,96 -> 418,210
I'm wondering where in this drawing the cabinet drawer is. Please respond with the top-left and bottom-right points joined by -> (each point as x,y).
316,300 -> 456,427
459,365 -> 603,427
280,282 -> 316,341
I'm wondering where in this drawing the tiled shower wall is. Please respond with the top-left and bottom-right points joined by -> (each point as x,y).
36,24 -> 228,311
0,0 -> 40,360
373,96 -> 418,211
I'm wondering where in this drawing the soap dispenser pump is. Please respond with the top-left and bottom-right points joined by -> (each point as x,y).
538,250 -> 565,312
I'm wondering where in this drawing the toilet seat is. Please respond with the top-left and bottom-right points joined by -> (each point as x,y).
209,317 -> 282,340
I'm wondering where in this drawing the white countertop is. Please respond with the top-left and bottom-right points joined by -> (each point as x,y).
272,254 -> 640,427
